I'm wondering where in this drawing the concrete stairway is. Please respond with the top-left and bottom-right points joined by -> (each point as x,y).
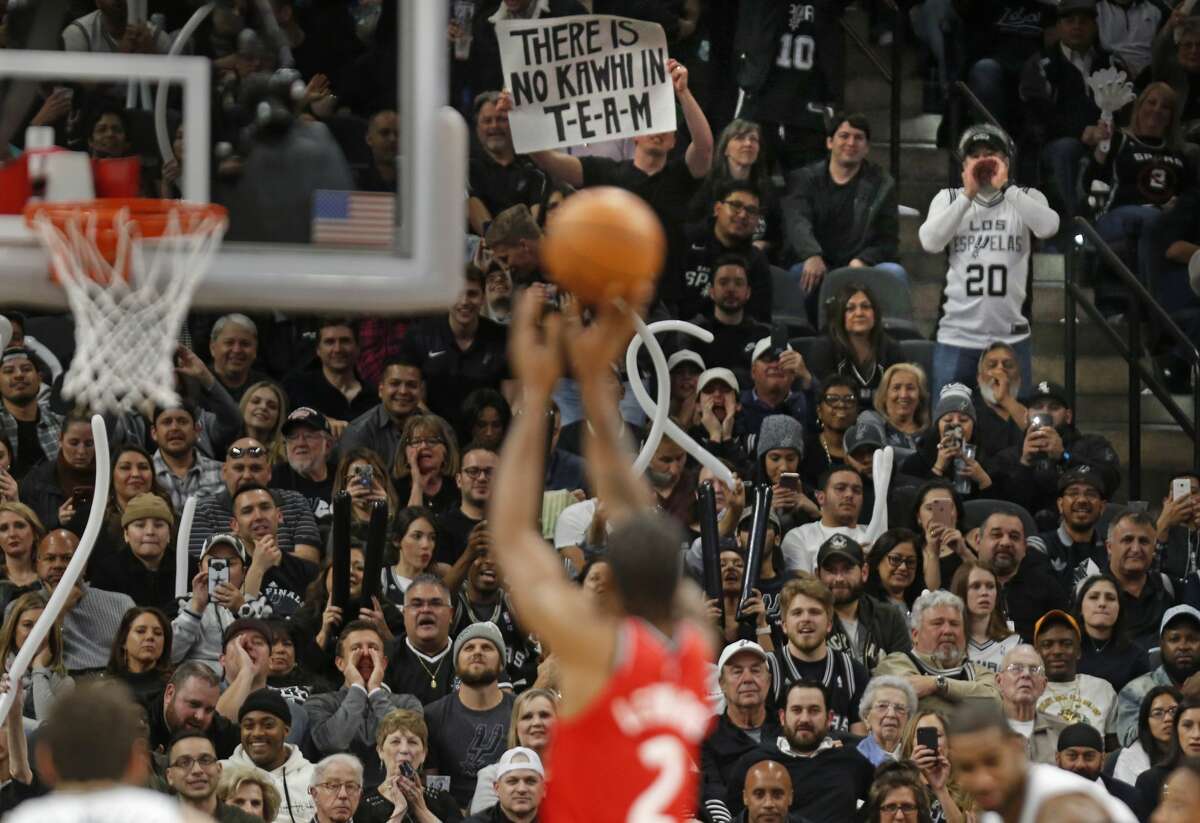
839,13 -> 1195,502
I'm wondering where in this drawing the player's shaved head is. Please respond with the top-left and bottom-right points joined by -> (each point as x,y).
606,510 -> 683,623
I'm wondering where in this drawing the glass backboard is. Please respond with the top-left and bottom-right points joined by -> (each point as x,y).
0,0 -> 464,314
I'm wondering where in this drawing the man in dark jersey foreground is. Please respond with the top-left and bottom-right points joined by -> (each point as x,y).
489,286 -> 714,821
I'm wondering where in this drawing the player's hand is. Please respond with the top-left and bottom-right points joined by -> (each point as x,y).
667,58 -> 689,96
561,281 -> 652,383
801,255 -> 827,293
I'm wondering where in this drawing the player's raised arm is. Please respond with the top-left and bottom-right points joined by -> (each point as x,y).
488,289 -> 597,653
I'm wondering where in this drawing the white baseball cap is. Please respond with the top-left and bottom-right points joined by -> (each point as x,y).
750,336 -> 791,366
494,746 -> 544,780
668,349 -> 706,373
716,639 -> 769,672
698,367 -> 739,395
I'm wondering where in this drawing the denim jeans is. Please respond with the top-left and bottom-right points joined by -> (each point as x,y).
1041,137 -> 1087,221
967,58 -> 1008,126
931,338 -> 1033,399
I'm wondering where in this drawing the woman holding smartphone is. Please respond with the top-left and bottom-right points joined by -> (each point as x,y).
754,415 -> 820,534
900,710 -> 973,823
911,480 -> 972,588
19,411 -> 95,530
901,385 -> 1001,501
363,708 -> 461,823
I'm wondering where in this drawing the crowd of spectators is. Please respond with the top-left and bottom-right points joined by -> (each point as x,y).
0,0 -> 1200,822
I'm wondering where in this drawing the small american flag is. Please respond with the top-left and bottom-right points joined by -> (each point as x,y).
312,190 -> 395,247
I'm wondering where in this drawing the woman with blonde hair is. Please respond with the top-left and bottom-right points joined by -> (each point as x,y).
238,381 -> 288,464
470,688 -> 559,813
393,414 -> 460,515
899,709 -> 975,823
872,362 -> 930,461
0,591 -> 72,722
215,763 -> 282,821
363,708 -> 459,822
0,501 -> 43,589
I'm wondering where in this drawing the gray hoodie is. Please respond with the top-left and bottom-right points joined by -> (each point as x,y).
223,743 -> 316,823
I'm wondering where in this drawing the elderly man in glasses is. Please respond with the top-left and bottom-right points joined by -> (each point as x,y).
188,437 -> 324,565
996,644 -> 1068,765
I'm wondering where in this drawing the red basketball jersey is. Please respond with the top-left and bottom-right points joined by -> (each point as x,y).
542,617 -> 713,823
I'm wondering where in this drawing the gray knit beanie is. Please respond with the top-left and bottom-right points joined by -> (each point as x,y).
756,414 -> 805,459
933,383 -> 977,423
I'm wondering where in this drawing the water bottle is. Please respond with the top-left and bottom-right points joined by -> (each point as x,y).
953,443 -> 976,497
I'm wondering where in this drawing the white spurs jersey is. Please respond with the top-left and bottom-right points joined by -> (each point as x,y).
920,186 -> 1059,350
5,786 -> 187,823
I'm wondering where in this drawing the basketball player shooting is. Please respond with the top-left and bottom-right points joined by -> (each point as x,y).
489,287 -> 715,822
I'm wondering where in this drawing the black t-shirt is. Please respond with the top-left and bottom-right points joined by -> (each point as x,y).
468,150 -> 546,219
816,173 -> 862,269
259,553 -> 319,618
771,649 -> 867,733
742,3 -> 837,126
580,155 -> 701,275
400,316 -> 510,421
270,462 -> 334,521
12,418 -> 44,479
436,507 -> 482,566
424,691 -> 516,809
692,315 -> 772,376
1077,637 -> 1151,694
727,743 -> 874,822
358,785 -> 463,823
394,476 -> 461,518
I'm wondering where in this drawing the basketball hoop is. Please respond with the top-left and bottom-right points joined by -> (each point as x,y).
24,198 -> 228,414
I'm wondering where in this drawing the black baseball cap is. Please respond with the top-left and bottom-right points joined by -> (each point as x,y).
1024,380 -> 1071,407
816,533 -> 864,567
281,406 -> 330,436
1057,465 -> 1106,497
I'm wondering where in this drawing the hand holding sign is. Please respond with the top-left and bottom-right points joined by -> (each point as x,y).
496,15 -> 676,153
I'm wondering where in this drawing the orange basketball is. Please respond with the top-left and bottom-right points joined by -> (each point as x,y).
540,186 -> 665,305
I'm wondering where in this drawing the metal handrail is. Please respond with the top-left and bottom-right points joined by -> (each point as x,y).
837,2 -> 901,194
1065,218 -> 1200,498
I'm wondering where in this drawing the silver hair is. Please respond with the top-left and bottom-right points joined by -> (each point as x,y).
858,674 -> 918,720
210,313 -> 258,342
999,643 -> 1043,671
310,753 -> 364,786
909,589 -> 965,632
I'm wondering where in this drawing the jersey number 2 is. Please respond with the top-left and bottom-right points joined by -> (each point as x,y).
965,263 -> 1008,297
628,735 -> 687,823
775,33 -> 815,70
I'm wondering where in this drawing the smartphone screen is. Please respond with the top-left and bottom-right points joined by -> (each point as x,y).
916,726 -> 939,752
780,473 -> 800,491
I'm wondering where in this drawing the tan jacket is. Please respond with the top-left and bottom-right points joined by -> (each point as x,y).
1019,712 -> 1071,765
873,650 -> 1001,715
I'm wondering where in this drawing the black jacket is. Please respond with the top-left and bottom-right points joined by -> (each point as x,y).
18,459 -> 68,531
1099,773 -> 1148,821
828,594 -> 912,672
665,220 -> 774,322
998,550 -> 1071,643
781,159 -> 899,268
88,544 -> 180,618
724,739 -> 874,822
700,712 -> 784,812
1020,44 -> 1124,144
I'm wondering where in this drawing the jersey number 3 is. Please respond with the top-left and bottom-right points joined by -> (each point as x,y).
965,263 -> 1008,297
628,735 -> 687,823
775,33 -> 815,70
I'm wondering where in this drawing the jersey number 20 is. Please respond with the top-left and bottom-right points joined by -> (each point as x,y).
775,33 -> 815,70
628,735 -> 687,822
965,263 -> 1008,297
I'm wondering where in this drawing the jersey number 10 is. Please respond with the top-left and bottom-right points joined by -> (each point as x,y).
965,263 -> 1008,297
775,33 -> 816,70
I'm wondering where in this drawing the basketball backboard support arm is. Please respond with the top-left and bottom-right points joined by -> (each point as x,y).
0,0 -> 467,315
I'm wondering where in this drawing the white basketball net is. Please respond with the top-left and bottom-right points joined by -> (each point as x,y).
28,205 -> 227,415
